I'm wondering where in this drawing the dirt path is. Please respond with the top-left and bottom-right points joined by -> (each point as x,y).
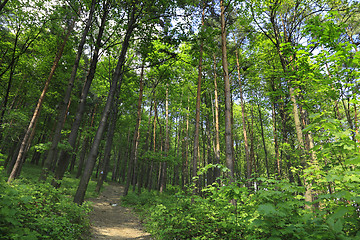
88,182 -> 152,240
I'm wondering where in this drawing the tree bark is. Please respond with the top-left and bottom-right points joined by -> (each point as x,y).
120,128 -> 132,183
0,28 -> 19,131
112,146 -> 121,182
212,55 -> 221,182
0,0 -> 9,13
181,95 -> 190,188
192,2 -> 205,193
75,103 -> 98,179
271,101 -> 281,176
220,0 -> 234,180
235,49 -> 250,180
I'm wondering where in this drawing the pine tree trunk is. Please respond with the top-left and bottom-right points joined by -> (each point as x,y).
69,127 -> 82,173
0,29 -> 19,131
112,147 -> 121,182
221,0 -> 234,179
75,105 -> 97,179
249,106 -> 256,179
271,101 -> 281,176
0,0 -> 8,13
212,55 -> 221,182
181,95 -> 190,188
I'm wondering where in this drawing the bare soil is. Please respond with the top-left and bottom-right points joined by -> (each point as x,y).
87,182 -> 152,240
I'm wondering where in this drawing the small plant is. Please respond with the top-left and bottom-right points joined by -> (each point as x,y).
0,173 -> 91,240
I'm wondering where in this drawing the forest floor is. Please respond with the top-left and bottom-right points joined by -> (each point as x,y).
88,182 -> 152,240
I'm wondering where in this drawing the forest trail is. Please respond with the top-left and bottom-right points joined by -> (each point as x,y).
88,182 -> 152,240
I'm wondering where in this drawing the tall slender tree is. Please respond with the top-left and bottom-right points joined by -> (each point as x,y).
40,0 -> 97,181
220,0 -> 234,179
53,1 -> 110,186
74,2 -> 138,204
8,13 -> 77,182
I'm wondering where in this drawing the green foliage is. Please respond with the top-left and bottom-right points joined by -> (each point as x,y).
124,174 -> 360,239
0,169 -> 92,239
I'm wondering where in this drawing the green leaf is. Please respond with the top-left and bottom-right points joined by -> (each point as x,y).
345,156 -> 360,165
332,206 -> 348,219
258,203 -> 277,215
333,219 -> 343,233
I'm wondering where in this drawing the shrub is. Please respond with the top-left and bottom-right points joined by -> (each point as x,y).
123,177 -> 360,240
0,175 -> 91,240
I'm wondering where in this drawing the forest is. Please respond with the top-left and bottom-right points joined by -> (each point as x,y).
0,0 -> 360,239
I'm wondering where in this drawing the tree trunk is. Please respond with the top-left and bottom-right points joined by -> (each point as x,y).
181,95 -> 190,188
0,28 -> 19,131
160,85 -> 169,193
235,49 -> 250,180
212,54 -> 221,182
74,7 -> 137,205
53,4 -> 109,185
120,128 -> 132,183
75,104 -> 98,179
69,127 -> 82,173
40,0 -> 97,181
7,18 -> 75,182
258,103 -> 269,177
221,0 -> 234,179
140,91 -> 155,193
76,136 -> 90,178
192,2 -> 205,193
112,146 -> 121,182
174,116 -> 181,186
249,106 -> 256,179
271,101 -> 281,176
95,101 -> 118,193
124,62 -> 145,196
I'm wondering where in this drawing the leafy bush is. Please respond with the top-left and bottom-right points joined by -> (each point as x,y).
124,175 -> 360,240
0,175 -> 91,240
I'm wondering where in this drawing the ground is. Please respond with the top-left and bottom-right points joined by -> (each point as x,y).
88,182 -> 152,240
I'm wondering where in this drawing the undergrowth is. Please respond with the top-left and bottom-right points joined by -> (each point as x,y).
122,175 -> 360,240
0,163 -> 96,240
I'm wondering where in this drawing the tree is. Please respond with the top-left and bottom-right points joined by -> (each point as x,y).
52,0 -> 111,186
40,0 -> 97,182
74,1 -> 138,204
7,9 -> 78,182
220,0 -> 234,179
